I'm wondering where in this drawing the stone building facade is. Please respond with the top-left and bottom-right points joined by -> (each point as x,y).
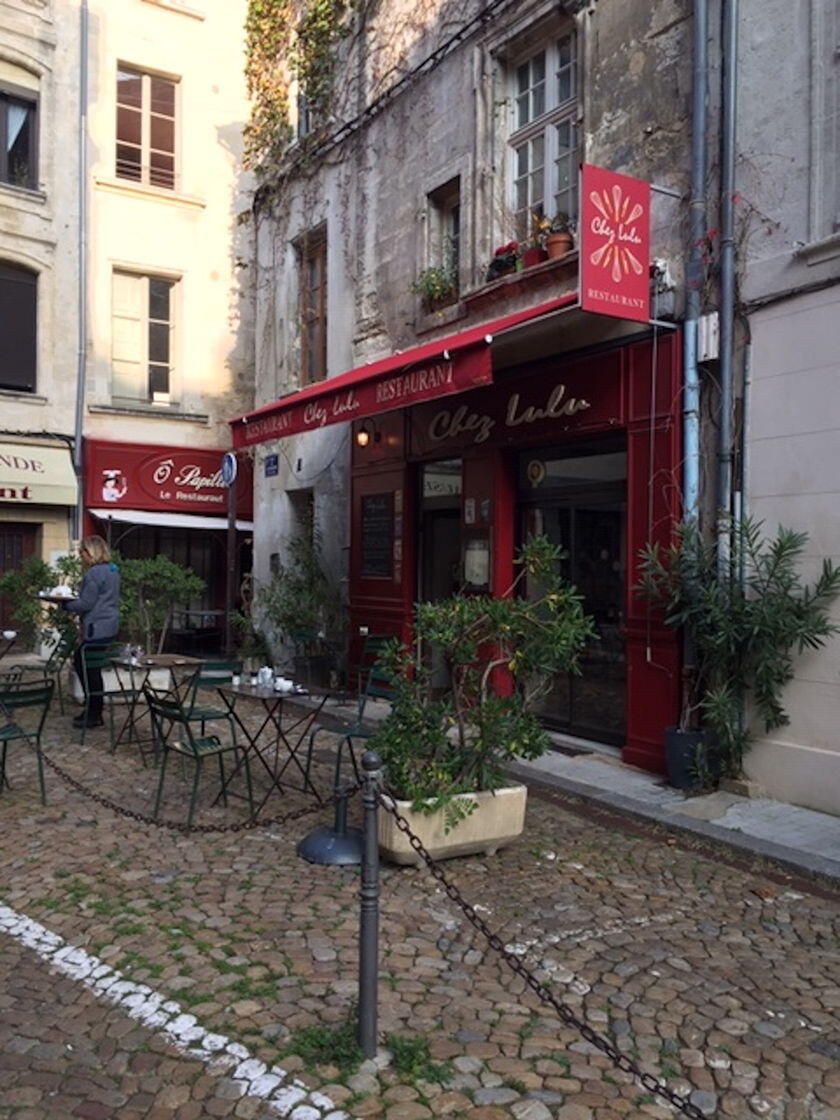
735,0 -> 840,814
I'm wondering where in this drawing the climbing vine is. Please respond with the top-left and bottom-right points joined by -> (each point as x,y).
244,0 -> 349,175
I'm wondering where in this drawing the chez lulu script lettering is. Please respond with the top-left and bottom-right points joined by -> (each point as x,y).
302,389 -> 360,429
428,383 -> 590,445
591,215 -> 643,247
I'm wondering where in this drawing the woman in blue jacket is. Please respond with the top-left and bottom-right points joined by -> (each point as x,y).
63,535 -> 121,729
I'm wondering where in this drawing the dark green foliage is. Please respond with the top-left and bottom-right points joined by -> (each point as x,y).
371,534 -> 595,819
637,518 -> 840,777
116,553 -> 206,653
288,1020 -> 363,1076
0,553 -> 82,648
258,531 -> 343,658
385,1034 -> 451,1085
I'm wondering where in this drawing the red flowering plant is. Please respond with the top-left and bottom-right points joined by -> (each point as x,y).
485,239 -> 520,282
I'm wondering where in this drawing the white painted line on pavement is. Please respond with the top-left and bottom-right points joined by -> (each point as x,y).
0,903 -> 349,1119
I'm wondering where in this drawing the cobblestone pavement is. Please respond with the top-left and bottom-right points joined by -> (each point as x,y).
0,706 -> 838,1120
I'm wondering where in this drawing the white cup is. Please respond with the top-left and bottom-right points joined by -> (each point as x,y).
231,674 -> 241,687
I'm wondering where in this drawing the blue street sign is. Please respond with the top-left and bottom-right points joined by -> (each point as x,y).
221,451 -> 238,487
264,453 -> 279,477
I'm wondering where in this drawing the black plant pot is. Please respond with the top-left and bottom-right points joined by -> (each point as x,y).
664,727 -> 712,792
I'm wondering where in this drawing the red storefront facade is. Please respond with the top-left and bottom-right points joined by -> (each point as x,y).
344,332 -> 682,773
82,439 -> 253,654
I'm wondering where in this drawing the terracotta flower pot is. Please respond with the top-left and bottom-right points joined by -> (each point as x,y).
522,246 -> 549,268
546,232 -> 574,259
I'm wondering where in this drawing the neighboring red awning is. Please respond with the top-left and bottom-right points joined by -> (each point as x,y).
230,294 -> 579,448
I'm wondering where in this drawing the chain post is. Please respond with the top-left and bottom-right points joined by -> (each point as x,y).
358,750 -> 381,1060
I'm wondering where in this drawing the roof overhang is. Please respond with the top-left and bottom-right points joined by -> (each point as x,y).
230,294 -> 580,449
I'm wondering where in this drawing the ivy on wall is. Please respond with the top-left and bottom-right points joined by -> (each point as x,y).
244,0 -> 349,175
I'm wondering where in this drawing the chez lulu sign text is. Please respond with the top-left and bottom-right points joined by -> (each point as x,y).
580,163 -> 651,324
236,357 -> 480,447
427,382 -> 591,446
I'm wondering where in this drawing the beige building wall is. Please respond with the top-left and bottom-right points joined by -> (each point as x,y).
745,287 -> 840,816
0,0 -> 81,559
84,0 -> 253,450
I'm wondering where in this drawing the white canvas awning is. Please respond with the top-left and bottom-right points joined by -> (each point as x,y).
90,508 -> 254,532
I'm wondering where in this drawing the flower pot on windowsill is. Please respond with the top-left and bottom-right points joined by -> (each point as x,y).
546,231 -> 574,259
522,246 -> 549,268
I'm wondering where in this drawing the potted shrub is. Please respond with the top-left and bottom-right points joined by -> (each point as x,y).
637,518 -> 840,790
258,531 -> 344,686
485,240 -> 520,282
545,213 -> 575,258
371,534 -> 595,863
411,265 -> 457,311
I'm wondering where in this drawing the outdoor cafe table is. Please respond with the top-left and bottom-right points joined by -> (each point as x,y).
110,653 -> 205,756
215,683 -> 331,815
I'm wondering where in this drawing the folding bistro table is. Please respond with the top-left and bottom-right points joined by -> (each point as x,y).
215,683 -> 331,815
110,653 -> 204,758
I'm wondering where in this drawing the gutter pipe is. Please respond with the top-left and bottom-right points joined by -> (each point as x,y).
683,0 -> 708,523
717,0 -> 739,558
72,0 -> 89,542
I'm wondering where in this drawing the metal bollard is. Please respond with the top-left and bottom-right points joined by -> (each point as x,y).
358,750 -> 381,1059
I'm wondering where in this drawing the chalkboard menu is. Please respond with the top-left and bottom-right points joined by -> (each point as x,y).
361,492 -> 394,578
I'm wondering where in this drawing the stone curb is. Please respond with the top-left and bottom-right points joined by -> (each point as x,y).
508,762 -> 840,889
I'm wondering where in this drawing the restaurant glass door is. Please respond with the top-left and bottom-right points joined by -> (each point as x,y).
519,439 -> 627,744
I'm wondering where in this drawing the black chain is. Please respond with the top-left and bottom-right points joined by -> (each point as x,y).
380,793 -> 708,1120
39,748 -> 360,835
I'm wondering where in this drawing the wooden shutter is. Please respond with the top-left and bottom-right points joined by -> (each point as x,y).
0,263 -> 37,392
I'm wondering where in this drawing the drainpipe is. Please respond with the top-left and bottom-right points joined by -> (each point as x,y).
717,0 -> 739,562
72,0 -> 89,542
683,0 -> 708,523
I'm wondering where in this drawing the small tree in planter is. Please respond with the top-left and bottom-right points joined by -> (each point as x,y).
118,554 -> 206,654
371,534 -> 595,861
258,531 -> 344,685
637,518 -> 840,786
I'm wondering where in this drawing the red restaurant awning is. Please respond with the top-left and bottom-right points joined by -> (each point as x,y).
230,294 -> 579,448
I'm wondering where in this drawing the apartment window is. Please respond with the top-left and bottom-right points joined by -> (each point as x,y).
299,231 -> 327,385
509,31 -> 578,239
116,67 -> 177,189
428,177 -> 461,292
111,270 -> 176,404
0,263 -> 37,392
1,91 -> 37,189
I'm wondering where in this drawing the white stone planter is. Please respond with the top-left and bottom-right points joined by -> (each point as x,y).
378,784 -> 528,865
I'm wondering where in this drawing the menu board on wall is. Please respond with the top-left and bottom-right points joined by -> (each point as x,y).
361,492 -> 394,578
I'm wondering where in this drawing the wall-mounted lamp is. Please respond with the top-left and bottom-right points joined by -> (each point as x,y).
355,419 -> 381,448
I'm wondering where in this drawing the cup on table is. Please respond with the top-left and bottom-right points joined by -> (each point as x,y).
231,673 -> 241,687
249,672 -> 258,688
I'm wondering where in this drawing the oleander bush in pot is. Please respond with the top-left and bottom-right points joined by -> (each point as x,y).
637,517 -> 840,786
371,534 -> 595,858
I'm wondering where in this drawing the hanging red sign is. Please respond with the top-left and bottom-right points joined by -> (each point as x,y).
580,164 -> 651,323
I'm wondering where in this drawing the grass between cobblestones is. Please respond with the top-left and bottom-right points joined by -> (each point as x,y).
0,707 -> 838,1119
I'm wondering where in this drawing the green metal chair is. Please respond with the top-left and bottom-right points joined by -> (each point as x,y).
77,642 -> 123,745
144,684 -> 254,828
0,678 -> 55,805
15,632 -> 76,713
304,658 -> 396,791
177,659 -> 241,741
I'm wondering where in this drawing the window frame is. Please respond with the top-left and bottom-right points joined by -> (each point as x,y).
0,88 -> 38,191
507,30 -> 579,241
115,65 -> 179,191
298,230 -> 327,386
111,268 -> 179,406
